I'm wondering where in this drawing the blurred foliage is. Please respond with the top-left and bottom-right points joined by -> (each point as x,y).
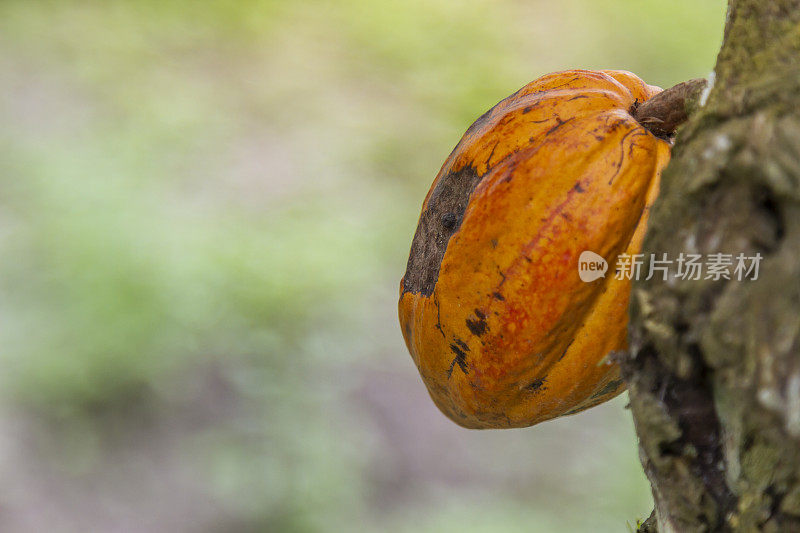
0,1 -> 725,531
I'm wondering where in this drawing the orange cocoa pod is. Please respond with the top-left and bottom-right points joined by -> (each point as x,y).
399,69 -> 671,429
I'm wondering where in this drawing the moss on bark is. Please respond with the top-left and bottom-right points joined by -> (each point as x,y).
624,1 -> 800,531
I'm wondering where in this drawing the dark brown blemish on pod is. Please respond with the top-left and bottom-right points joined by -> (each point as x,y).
466,309 -> 488,337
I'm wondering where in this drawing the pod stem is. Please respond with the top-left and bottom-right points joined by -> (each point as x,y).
633,78 -> 709,138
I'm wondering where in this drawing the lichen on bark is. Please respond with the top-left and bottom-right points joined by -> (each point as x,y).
623,0 -> 800,531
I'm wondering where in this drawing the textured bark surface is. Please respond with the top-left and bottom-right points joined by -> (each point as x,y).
623,1 -> 800,531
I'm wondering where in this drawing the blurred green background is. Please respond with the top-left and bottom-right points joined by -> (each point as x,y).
0,1 -> 725,531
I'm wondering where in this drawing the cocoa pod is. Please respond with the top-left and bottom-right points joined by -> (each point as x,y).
399,70 -> 671,429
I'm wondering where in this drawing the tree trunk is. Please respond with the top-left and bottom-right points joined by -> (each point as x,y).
623,1 -> 800,531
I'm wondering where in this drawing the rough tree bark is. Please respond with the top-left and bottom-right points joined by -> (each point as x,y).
623,1 -> 800,531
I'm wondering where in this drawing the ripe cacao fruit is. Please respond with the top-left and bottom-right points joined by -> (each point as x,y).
399,69 -> 672,429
